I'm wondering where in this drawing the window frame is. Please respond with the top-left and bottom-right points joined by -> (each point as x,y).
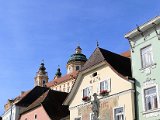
140,45 -> 154,68
83,87 -> 90,98
143,86 -> 159,111
90,113 -> 94,120
113,106 -> 125,120
74,116 -> 81,120
100,80 -> 108,92
98,78 -> 111,94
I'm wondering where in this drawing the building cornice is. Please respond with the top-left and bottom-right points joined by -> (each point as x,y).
125,16 -> 160,39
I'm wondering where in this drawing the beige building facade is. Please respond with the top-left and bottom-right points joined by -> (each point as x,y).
64,47 -> 135,120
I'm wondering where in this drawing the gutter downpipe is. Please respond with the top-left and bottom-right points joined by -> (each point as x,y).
129,77 -> 137,120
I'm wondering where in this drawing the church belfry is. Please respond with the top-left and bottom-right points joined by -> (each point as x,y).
67,46 -> 87,74
34,62 -> 48,87
54,66 -> 62,79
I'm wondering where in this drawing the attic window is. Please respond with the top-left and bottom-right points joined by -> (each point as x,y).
34,114 -> 37,119
92,72 -> 97,77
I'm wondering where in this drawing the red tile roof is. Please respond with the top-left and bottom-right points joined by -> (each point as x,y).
46,71 -> 78,87
121,50 -> 131,58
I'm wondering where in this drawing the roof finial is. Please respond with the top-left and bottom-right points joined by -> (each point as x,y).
42,59 -> 44,64
96,41 -> 99,47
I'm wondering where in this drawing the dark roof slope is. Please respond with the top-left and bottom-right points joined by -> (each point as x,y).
81,47 -> 132,77
16,86 -> 49,107
21,90 -> 69,120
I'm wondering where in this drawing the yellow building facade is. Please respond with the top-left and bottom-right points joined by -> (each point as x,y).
64,47 -> 135,120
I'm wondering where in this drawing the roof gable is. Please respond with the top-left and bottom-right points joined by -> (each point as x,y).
16,86 -> 49,107
81,47 -> 131,77
81,47 -> 105,71
20,90 -> 69,120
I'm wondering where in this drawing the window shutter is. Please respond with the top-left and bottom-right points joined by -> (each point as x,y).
97,82 -> 100,94
89,86 -> 93,97
108,78 -> 111,92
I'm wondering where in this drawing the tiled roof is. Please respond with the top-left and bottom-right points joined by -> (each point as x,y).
81,47 -> 132,77
121,50 -> 130,58
13,90 -> 30,103
46,71 -> 78,87
20,90 -> 69,120
16,86 -> 49,107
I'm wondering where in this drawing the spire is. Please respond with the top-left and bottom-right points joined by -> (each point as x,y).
54,66 -> 62,79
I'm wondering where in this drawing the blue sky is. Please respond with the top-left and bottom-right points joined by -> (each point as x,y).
0,0 -> 159,115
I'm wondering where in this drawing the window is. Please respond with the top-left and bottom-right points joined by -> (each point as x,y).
42,80 -> 46,86
144,86 -> 158,111
83,87 -> 90,97
82,87 -> 91,101
76,66 -> 80,71
34,114 -> 37,119
90,113 -> 94,120
100,80 -> 108,91
74,117 -> 81,120
92,72 -> 97,77
141,45 -> 154,68
67,87 -> 70,92
114,107 -> 124,120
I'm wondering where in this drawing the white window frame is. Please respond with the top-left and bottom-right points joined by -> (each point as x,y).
34,113 -> 37,120
90,113 -> 94,120
83,87 -> 91,98
142,85 -> 159,111
100,80 -> 108,92
74,116 -> 81,120
98,78 -> 111,94
113,106 -> 125,120
141,45 -> 154,68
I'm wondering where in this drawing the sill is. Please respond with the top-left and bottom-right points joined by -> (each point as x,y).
139,63 -> 157,71
82,96 -> 90,102
142,108 -> 160,115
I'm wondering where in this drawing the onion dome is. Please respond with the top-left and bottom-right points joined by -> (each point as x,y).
55,67 -> 62,78
67,46 -> 87,64
39,63 -> 46,71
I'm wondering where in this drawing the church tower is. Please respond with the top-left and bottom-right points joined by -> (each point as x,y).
67,46 -> 87,74
34,62 -> 48,87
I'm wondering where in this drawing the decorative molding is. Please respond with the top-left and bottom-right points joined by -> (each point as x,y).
143,109 -> 160,118
152,22 -> 160,40
143,78 -> 156,88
